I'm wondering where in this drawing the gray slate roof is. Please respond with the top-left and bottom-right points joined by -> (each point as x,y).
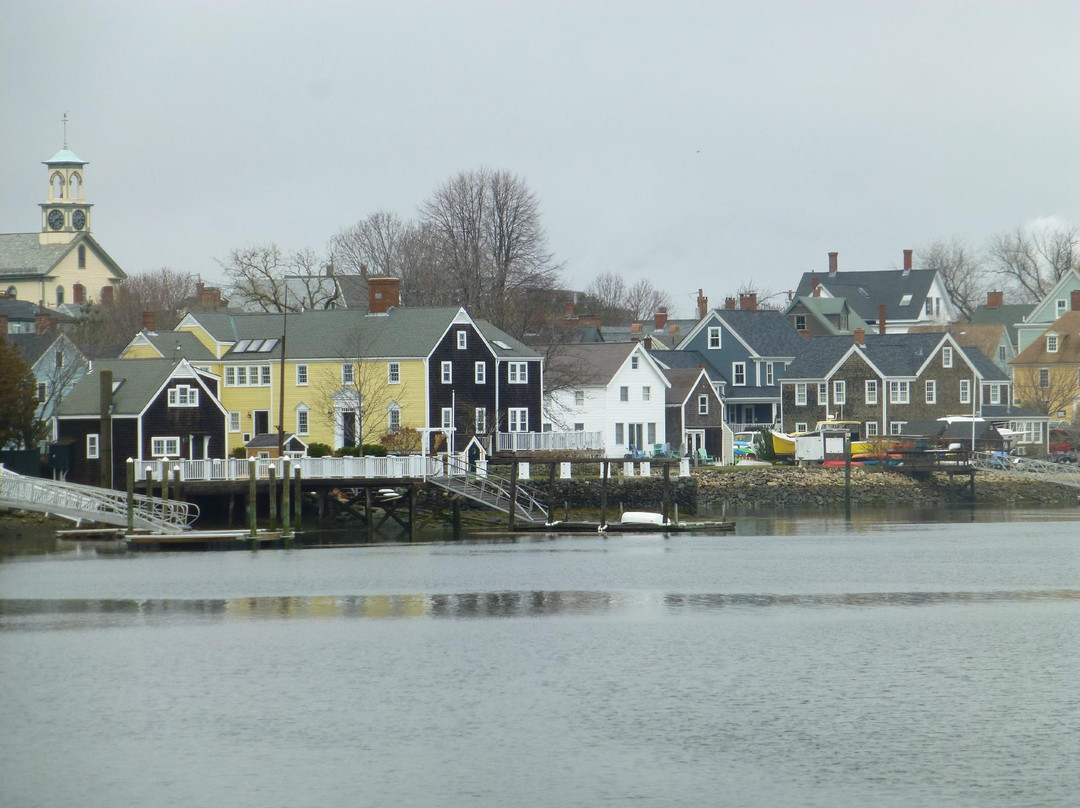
793,269 -> 938,324
0,232 -> 126,280
662,367 -> 710,406
141,329 -> 216,361
968,303 -> 1036,351
55,359 -> 193,417
0,298 -> 76,324
7,332 -> 60,366
712,309 -> 808,357
546,342 -> 638,384
784,296 -> 870,334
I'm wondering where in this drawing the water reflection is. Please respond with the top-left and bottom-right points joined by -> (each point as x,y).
4,587 -> 1078,629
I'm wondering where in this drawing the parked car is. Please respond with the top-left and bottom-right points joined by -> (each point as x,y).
733,431 -> 758,460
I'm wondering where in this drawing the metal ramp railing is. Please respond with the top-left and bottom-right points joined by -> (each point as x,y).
427,457 -> 549,523
969,451 -> 1080,489
0,466 -> 197,532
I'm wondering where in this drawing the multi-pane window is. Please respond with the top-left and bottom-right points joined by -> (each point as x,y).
631,355 -> 639,369
387,362 -> 400,383
37,382 -> 47,402
225,365 -> 272,387
620,386 -> 629,402
1039,368 -> 1050,388
642,386 -> 651,401
989,385 -> 1002,405
833,380 -> 846,405
508,362 -> 528,383
441,407 -> 453,430
574,390 -> 585,406
1056,299 -> 1067,317
865,380 -> 878,405
733,363 -> 746,386
865,421 -> 879,437
615,423 -> 624,444
1047,335 -> 1058,353
296,409 -> 309,435
998,346 -> 1007,361
474,362 -> 486,384
959,379 -> 971,404
698,395 -> 709,415
151,437 -> 180,457
457,330 -> 467,349
942,347 -> 953,368
86,433 -> 99,459
441,361 -> 452,384
889,421 -> 906,435
708,327 -> 721,349
925,380 -> 936,404
388,405 -> 401,433
795,422 -> 808,433
889,381 -> 910,404
342,363 -> 354,385
794,315 -> 807,331
229,412 -> 241,432
766,363 -> 774,386
508,408 -> 528,432
168,385 -> 199,407
296,364 -> 308,385
795,383 -> 807,406
474,407 -> 486,433
817,383 -> 827,405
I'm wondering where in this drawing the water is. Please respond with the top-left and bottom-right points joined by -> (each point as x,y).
2,507 -> 1079,807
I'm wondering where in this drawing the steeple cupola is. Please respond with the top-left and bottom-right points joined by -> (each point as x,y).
40,131 -> 92,244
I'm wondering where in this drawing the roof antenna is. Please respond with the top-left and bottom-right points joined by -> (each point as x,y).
62,111 -> 69,148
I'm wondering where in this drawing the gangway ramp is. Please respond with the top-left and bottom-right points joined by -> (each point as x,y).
0,466 -> 197,533
427,459 -> 548,523
969,451 -> 1080,489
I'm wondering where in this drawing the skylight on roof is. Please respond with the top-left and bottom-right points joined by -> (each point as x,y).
259,338 -> 279,352
899,294 -> 913,306
247,339 -> 264,352
493,340 -> 513,350
234,339 -> 252,352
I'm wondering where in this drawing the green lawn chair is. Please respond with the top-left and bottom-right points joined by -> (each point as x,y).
696,446 -> 714,464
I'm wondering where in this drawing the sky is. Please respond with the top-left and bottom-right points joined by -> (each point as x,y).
3,0 -> 1078,317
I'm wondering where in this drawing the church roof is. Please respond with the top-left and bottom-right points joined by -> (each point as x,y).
44,149 -> 87,165
0,232 -> 127,281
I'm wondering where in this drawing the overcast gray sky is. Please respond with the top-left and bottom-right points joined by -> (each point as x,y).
3,0 -> 1077,316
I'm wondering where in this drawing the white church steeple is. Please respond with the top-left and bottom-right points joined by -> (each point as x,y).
40,114 -> 92,245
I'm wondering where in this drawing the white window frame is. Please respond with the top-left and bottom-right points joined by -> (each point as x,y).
296,364 -> 308,386
475,407 -> 486,433
698,395 -> 708,415
387,404 -> 401,433
387,362 -> 400,384
1056,299 -> 1067,318
733,362 -> 746,386
167,385 -> 199,407
296,408 -> 309,436
457,330 -> 467,349
342,363 -> 355,385
508,407 -> 528,432
795,383 -> 807,406
794,314 -> 807,331
631,355 -> 639,369
817,382 -> 827,405
989,385 -> 1002,405
889,421 -> 906,436
959,379 -> 971,405
865,380 -> 878,405
925,379 -> 936,404
708,327 -> 721,349
441,407 -> 453,430
441,361 -> 452,384
508,362 -> 528,384
87,433 -> 99,459
942,346 -> 953,368
833,380 -> 846,405
865,421 -> 879,437
889,381 -> 910,404
1047,335 -> 1058,353
642,386 -> 651,401
620,386 -> 629,402
229,411 -> 241,433
766,363 -> 774,386
795,422 -> 808,433
574,390 -> 585,407
151,437 -> 180,457
474,362 -> 486,384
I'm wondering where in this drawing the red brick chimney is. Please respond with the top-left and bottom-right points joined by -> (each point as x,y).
903,249 -> 913,274
696,289 -> 708,319
828,251 -> 838,276
878,304 -> 887,335
739,293 -> 758,311
644,335 -> 652,349
811,274 -> 820,297
630,322 -> 642,334
0,314 -> 8,334
367,276 -> 401,314
564,301 -> 574,317
198,285 -> 223,310
35,311 -> 56,334
725,297 -> 737,310
853,328 -> 865,345
654,307 -> 668,330
1071,290 -> 1080,312
986,290 -> 1003,309
142,311 -> 156,332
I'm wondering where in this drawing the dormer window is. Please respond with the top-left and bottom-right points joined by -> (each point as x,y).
1047,334 -> 1059,353
708,327 -> 721,349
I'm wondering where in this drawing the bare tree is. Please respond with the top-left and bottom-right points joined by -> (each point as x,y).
579,272 -> 630,324
420,168 -> 561,334
624,278 -> 673,321
987,223 -> 1080,303
328,211 -> 410,279
1012,366 -> 1080,421
220,244 -> 339,312
917,237 -> 986,320
27,337 -> 87,449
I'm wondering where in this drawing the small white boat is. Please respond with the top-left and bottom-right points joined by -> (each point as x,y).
619,511 -> 666,526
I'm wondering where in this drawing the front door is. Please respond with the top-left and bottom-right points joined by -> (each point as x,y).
628,423 -> 644,451
685,430 -> 704,457
342,410 -> 357,448
254,410 -> 270,435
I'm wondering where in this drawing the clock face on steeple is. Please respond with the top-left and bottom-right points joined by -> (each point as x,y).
72,210 -> 86,230
47,209 -> 64,230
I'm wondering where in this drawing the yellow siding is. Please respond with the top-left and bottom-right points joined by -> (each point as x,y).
119,343 -> 164,359
176,324 -> 225,358
8,241 -> 121,308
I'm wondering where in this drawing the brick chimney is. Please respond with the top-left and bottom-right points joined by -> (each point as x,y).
696,289 -> 709,319
986,290 -> 1003,309
367,276 -> 401,314
198,285 -> 223,310
878,304 -> 887,335
36,311 -> 56,334
828,251 -> 838,276
654,307 -> 668,330
811,274 -> 820,297
1071,290 -> 1080,312
141,311 -> 156,332
644,335 -> 652,349
0,314 -> 8,334
630,322 -> 642,333
853,328 -> 865,345
725,296 -> 737,310
100,286 -> 114,305
739,293 -> 758,311
564,301 -> 574,317
903,249 -> 913,274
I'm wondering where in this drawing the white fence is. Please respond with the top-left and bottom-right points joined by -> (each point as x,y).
135,454 -> 435,483
495,431 -> 604,453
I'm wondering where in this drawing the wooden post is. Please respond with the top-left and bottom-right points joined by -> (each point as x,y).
247,458 -> 258,540
145,466 -> 154,501
172,465 -> 182,504
365,486 -> 373,537
293,468 -> 302,532
126,458 -> 135,536
600,461 -> 609,527
547,462 -> 557,522
507,461 -> 519,531
268,465 -> 277,532
161,460 -> 170,501
844,437 -> 852,520
282,458 -> 292,541
662,461 -> 671,525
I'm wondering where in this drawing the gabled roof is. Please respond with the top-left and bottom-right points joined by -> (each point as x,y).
968,303 -> 1035,349
793,268 -> 940,324
55,359 -> 220,417
546,341 -> 668,387
1024,268 -> 1080,324
7,332 -> 63,366
783,332 -> 977,380
662,367 -> 719,408
1011,311 -> 1080,365
0,232 -> 127,281
907,323 -> 1009,363
784,295 -> 870,335
0,298 -> 75,324
125,329 -> 216,361
682,308 -> 807,357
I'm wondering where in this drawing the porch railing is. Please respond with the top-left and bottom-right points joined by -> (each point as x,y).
495,431 -> 604,453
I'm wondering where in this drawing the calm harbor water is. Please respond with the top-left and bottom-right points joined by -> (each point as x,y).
2,506 -> 1079,807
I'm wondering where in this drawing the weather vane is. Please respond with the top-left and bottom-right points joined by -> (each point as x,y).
62,111 -> 69,148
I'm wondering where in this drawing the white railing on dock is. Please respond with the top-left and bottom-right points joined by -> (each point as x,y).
496,431 -> 604,453
136,454 -> 434,483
